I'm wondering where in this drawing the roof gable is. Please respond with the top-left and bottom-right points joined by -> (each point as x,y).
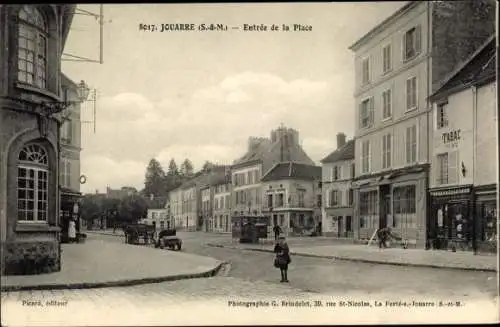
321,140 -> 355,163
261,162 -> 321,182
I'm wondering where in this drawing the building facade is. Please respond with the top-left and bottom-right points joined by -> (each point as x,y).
144,208 -> 171,230
0,4 -> 77,275
59,74 -> 83,240
168,186 -> 183,229
428,36 -> 497,252
261,162 -> 322,236
200,185 -> 212,232
231,126 -> 315,234
348,0 -> 496,248
321,134 -> 355,238
212,179 -> 231,233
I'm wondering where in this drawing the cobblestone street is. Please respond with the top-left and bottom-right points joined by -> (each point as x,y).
2,232 -> 498,326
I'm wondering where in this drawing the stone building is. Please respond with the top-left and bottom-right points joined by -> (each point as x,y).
321,133 -> 355,238
261,162 -> 322,237
428,36 -> 497,253
0,4 -> 77,274
231,125 -> 315,232
348,0 -> 496,248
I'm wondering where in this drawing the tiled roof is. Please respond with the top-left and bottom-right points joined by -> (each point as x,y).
320,139 -> 355,163
431,36 -> 496,100
261,162 -> 321,182
232,139 -> 272,166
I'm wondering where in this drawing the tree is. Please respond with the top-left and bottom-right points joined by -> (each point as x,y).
80,195 -> 102,225
118,195 -> 148,224
201,161 -> 214,173
144,158 -> 166,197
180,158 -> 194,177
167,158 -> 179,177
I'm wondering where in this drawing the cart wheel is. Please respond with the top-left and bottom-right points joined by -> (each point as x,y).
177,243 -> 182,251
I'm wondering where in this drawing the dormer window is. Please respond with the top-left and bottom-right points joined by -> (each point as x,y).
18,5 -> 48,89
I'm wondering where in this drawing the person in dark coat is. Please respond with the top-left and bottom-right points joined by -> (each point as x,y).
273,225 -> 282,241
377,227 -> 393,249
274,236 -> 291,282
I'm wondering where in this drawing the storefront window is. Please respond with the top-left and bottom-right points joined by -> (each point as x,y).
480,202 -> 497,244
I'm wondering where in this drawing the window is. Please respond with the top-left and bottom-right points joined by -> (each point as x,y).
338,166 -> 343,179
277,193 -> 284,207
60,158 -> 71,188
382,44 -> 392,73
403,25 -> 421,61
298,190 -> 305,207
18,6 -> 48,88
350,163 -> 355,178
393,185 -> 416,214
405,125 -> 417,164
437,103 -> 448,129
406,76 -> 418,111
359,190 -> 378,216
437,153 -> 448,185
359,97 -> 374,128
17,143 -> 49,222
316,194 -> 322,207
220,196 -> 224,210
247,171 -> 252,185
348,189 -> 353,206
382,133 -> 392,169
436,152 -> 458,185
361,140 -> 371,174
382,89 -> 392,119
329,190 -> 339,207
267,194 -> 273,208
361,57 -> 370,85
225,195 -> 230,209
332,166 -> 338,181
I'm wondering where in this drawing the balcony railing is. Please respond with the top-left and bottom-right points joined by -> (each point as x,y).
264,200 -> 317,210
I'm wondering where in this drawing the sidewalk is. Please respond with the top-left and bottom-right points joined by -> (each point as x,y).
207,241 -> 498,272
1,235 -> 223,292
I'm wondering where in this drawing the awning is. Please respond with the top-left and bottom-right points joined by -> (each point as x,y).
429,185 -> 473,197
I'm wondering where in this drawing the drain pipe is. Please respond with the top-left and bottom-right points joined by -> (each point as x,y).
472,85 -> 478,255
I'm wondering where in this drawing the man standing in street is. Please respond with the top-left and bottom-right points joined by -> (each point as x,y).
273,224 -> 282,241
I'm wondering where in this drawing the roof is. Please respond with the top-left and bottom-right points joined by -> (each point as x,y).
261,162 -> 322,182
232,138 -> 272,167
349,1 -> 416,51
321,139 -> 355,163
430,35 -> 496,101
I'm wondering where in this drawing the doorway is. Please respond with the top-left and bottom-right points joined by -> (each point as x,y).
338,216 -> 343,237
379,185 -> 391,229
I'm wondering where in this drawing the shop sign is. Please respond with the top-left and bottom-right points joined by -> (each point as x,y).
442,129 -> 461,148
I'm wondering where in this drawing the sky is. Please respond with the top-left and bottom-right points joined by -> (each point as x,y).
61,2 -> 408,194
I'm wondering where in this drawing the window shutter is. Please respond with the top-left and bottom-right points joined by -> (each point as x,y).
413,77 -> 418,109
415,25 -> 422,54
369,97 -> 374,125
406,79 -> 411,110
412,125 -> 417,162
402,31 -> 407,61
368,141 -> 371,172
405,127 -> 411,163
359,102 -> 364,127
448,151 -> 458,184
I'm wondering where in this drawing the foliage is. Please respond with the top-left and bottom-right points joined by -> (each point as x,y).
144,158 -> 166,198
118,195 -> 149,224
201,161 -> 214,173
180,158 -> 194,177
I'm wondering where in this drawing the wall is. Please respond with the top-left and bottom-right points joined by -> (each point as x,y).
431,0 -> 496,92
475,81 -> 497,186
429,88 -> 474,188
355,114 -> 429,177
232,163 -> 262,214
353,3 -> 428,97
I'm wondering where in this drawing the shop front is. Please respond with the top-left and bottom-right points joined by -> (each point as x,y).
428,185 -> 474,251
60,187 -> 82,243
474,184 -> 497,253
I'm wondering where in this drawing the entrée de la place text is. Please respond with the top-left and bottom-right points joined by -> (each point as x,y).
138,23 -> 312,32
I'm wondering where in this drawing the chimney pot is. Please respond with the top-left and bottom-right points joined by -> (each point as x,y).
337,133 -> 346,149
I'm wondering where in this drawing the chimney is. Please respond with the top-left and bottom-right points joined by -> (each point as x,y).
337,133 -> 346,149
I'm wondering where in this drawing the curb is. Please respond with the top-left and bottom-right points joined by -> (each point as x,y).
0,261 -> 225,292
206,244 -> 497,273
86,231 -> 124,237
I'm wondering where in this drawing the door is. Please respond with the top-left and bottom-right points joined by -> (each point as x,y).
338,216 -> 343,238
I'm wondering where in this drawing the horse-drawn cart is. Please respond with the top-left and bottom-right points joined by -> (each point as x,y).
124,223 -> 155,245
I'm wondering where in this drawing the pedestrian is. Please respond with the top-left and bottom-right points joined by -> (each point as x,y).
274,236 -> 291,283
68,218 -> 77,243
377,227 -> 392,249
273,224 -> 282,241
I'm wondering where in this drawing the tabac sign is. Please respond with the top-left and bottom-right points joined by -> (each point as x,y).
441,129 -> 461,148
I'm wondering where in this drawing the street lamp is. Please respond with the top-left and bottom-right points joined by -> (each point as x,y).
41,79 -> 91,116
76,80 -> 91,102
